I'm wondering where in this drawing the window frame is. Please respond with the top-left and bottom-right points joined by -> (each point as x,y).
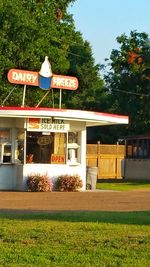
0,128 -> 12,164
126,137 -> 150,159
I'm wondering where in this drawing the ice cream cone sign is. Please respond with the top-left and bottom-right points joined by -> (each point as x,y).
7,57 -> 78,90
39,56 -> 53,90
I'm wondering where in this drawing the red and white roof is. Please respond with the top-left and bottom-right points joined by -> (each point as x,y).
0,107 -> 129,127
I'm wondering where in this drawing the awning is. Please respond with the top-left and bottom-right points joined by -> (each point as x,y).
0,107 -> 129,127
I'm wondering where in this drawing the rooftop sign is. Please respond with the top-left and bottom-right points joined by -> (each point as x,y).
8,69 -> 78,90
51,74 -> 78,90
7,69 -> 38,86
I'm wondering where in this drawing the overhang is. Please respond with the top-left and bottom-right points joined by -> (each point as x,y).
0,107 -> 129,127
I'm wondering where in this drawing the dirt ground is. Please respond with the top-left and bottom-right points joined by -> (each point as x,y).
0,189 -> 150,213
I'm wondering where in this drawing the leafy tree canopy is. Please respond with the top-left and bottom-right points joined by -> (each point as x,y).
104,31 -> 150,139
0,0 -> 105,110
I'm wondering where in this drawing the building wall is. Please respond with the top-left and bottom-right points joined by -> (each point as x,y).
23,128 -> 87,191
125,159 -> 150,179
23,163 -> 86,191
0,117 -> 87,190
0,165 -> 17,190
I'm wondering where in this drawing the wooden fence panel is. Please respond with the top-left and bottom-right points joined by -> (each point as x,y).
86,155 -> 98,167
86,144 -> 125,179
98,155 -> 116,178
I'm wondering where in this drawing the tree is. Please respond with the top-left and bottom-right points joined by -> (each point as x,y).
0,0 -> 105,111
64,35 -> 106,111
0,0 -> 74,106
104,31 -> 150,139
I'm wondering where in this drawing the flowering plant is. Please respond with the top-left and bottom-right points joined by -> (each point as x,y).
26,173 -> 52,192
56,174 -> 83,192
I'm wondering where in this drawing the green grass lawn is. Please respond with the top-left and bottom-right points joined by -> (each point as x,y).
0,211 -> 150,267
96,180 -> 150,191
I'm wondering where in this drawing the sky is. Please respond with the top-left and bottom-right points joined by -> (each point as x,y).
69,0 -> 150,66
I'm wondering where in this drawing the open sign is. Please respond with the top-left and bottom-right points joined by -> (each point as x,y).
51,154 -> 66,164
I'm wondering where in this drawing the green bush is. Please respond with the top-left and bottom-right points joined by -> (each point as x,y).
26,173 -> 53,192
56,174 -> 83,192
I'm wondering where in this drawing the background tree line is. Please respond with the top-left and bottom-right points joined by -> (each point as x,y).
0,0 -> 150,143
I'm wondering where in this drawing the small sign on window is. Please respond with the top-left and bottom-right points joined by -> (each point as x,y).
51,154 -> 65,164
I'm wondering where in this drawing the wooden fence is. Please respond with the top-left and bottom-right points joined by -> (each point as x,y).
86,144 -> 125,179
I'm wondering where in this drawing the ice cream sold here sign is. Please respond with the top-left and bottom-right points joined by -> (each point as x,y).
27,118 -> 70,132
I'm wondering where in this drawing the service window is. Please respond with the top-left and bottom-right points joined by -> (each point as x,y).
0,144 -> 12,163
0,128 -> 12,163
26,132 -> 67,164
3,144 -> 12,163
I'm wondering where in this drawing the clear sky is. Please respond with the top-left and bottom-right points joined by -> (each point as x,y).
69,0 -> 150,65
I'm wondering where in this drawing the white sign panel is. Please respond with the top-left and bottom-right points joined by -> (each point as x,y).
27,118 -> 70,132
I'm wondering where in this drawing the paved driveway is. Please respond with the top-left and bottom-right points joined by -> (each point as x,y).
0,189 -> 150,213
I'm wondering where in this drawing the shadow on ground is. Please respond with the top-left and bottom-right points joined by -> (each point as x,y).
0,210 -> 150,225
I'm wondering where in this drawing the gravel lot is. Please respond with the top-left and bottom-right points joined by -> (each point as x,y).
0,189 -> 150,213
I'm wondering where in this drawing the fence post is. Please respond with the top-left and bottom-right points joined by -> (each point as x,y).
115,142 -> 118,179
116,142 -> 119,178
97,141 -> 100,179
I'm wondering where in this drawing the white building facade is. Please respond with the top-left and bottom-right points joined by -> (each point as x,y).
0,107 -> 128,191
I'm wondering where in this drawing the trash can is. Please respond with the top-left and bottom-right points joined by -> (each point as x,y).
86,166 -> 98,190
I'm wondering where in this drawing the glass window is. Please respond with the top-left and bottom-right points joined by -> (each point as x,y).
0,144 -> 12,163
0,128 -> 10,143
67,132 -> 81,164
26,132 -> 67,164
3,144 -> 12,163
0,128 -> 12,163
126,138 -> 150,159
126,141 -> 132,158
0,144 -> 2,163
16,129 -> 25,164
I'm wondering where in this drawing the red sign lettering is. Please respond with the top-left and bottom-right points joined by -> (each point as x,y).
51,154 -> 65,164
